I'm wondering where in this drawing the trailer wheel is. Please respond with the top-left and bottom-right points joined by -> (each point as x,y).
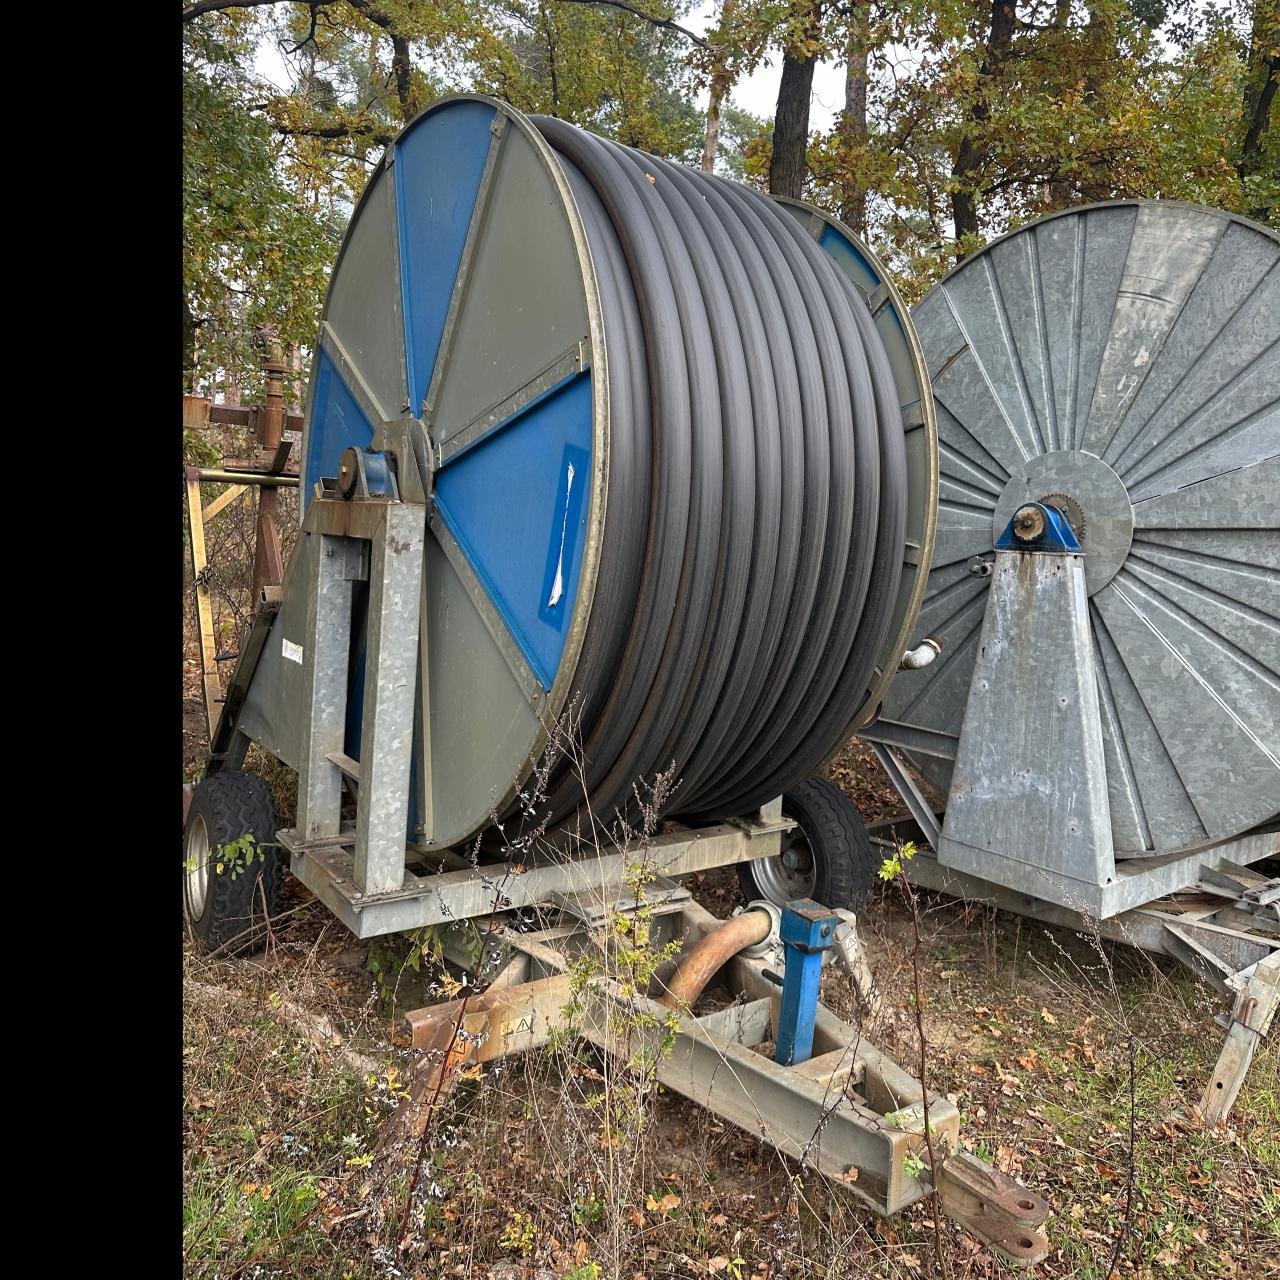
184,771 -> 282,951
738,777 -> 873,914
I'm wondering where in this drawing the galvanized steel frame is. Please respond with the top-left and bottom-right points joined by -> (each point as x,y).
277,806 -> 797,939
405,897 -> 1051,1263
290,484 -> 427,896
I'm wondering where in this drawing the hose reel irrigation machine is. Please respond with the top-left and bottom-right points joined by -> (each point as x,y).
184,95 -> 1280,1264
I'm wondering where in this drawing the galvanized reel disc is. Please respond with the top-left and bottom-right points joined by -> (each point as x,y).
887,201 -> 1280,857
773,198 -> 939,735
300,95 -> 608,851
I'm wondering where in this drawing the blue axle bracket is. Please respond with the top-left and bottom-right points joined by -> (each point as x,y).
994,500 -> 1080,553
776,898 -> 841,1066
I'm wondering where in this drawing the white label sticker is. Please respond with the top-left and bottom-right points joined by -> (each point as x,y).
282,638 -> 304,664
547,460 -> 576,608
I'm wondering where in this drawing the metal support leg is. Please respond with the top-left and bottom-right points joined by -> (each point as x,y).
1200,951 -> 1279,1123
776,899 -> 840,1066
871,742 -> 942,851
354,504 -> 426,895
296,533 -> 360,840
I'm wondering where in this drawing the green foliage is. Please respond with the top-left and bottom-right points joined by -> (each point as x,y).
498,1208 -> 538,1255
182,426 -> 221,468
717,102 -> 771,181
183,0 -> 1275,393
365,924 -> 445,1007
183,12 -> 338,392
185,832 -> 265,881
878,839 -> 917,882
806,0 -> 1276,281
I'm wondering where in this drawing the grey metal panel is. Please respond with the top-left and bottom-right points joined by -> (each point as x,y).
236,534 -> 314,769
323,169 -> 405,420
987,229 -> 1060,452
1090,601 -> 1207,851
935,407 -> 1007,499
1121,552 -> 1279,675
1068,204 -> 1137,450
939,262 -> 1045,461
1082,204 -> 1224,458
421,528 -> 542,850
354,504 -> 426,893
1129,536 -> 1279,616
430,127 -> 591,446
1103,227 -> 1279,471
297,534 -> 359,841
1131,454 -> 1280,530
1125,362 -> 1278,502
1033,212 -> 1088,446
1091,622 -> 1150,852
902,829 -> 1279,924
1094,573 -> 1280,840
940,550 -> 1115,900
930,348 -> 1030,475
1141,528 -> 1280,573
889,203 -> 1280,859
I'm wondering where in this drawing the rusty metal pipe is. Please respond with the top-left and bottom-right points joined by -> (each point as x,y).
253,329 -> 288,598
658,909 -> 772,1009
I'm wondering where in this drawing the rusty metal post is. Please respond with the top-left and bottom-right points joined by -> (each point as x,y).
253,327 -> 287,599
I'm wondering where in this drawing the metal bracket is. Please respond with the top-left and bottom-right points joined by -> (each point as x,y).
776,898 -> 840,1066
292,483 -> 426,897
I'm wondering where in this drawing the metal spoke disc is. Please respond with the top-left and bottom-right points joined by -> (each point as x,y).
887,201 -> 1280,857
298,96 -> 607,851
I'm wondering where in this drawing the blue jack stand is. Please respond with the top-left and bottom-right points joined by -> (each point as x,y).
775,898 -> 841,1066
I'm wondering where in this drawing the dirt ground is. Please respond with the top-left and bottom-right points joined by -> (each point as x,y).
181,715 -> 1279,1279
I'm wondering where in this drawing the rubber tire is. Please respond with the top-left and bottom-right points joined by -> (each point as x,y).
737,776 -> 874,913
184,771 -> 282,952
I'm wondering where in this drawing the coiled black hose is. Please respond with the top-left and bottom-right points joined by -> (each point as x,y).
529,117 -> 907,826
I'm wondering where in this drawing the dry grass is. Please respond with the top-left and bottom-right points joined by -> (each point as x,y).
182,835 -> 1279,1279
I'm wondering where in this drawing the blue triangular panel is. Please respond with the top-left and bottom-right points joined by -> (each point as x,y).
303,349 -> 375,508
434,372 -> 593,690
394,101 -> 497,415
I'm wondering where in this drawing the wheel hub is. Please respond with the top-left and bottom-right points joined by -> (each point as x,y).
186,814 -> 210,918
992,450 -> 1132,595
753,833 -> 816,902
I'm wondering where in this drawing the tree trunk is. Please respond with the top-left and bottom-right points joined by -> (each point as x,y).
1237,2 -> 1278,217
1046,0 -> 1075,206
837,8 -> 869,236
949,0 -> 1016,257
770,46 -> 818,197
183,295 -> 198,389
391,34 -> 412,120
1076,1 -> 1118,201
703,68 -> 731,171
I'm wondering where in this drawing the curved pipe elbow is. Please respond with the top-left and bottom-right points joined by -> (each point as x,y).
899,636 -> 943,671
657,908 -> 773,1010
